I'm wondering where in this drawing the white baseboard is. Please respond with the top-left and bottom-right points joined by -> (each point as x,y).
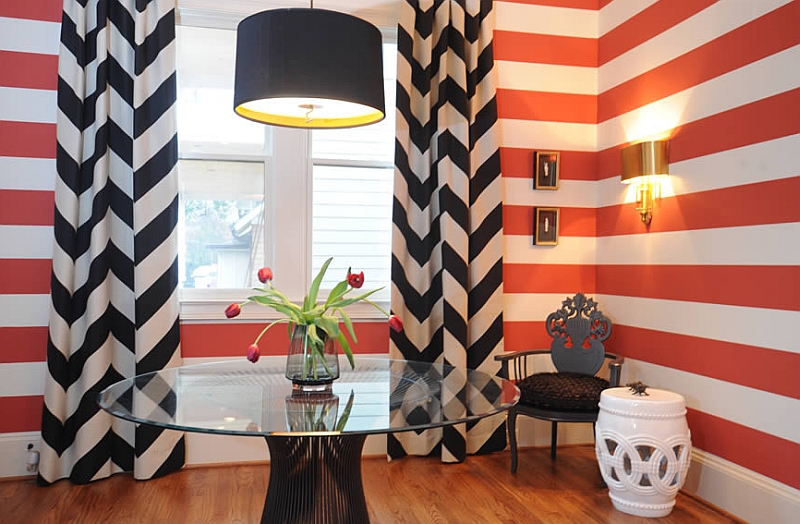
184,433 -> 388,465
683,448 -> 800,524
0,432 -> 41,478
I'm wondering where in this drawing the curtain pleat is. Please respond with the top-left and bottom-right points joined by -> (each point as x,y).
390,0 -> 506,462
38,0 -> 184,484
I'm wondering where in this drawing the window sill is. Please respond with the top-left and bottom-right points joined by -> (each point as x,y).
179,293 -> 392,323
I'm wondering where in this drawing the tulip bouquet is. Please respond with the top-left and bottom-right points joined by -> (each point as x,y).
225,258 -> 402,378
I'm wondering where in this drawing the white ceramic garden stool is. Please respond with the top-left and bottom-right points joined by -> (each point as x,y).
594,386 -> 692,518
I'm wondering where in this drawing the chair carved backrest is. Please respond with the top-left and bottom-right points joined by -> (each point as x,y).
545,293 -> 612,375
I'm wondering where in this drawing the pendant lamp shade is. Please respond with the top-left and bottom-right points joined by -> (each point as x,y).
233,8 -> 386,129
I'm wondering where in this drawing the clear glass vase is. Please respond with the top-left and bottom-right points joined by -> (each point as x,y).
284,391 -> 340,432
285,325 -> 339,391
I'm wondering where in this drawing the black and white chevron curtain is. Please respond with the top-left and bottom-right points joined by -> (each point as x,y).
390,0 -> 506,462
38,0 -> 184,484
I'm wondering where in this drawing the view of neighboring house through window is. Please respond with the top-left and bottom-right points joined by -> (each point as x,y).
175,23 -> 396,313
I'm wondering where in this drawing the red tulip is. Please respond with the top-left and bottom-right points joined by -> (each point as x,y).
257,267 -> 273,283
246,344 -> 260,363
225,303 -> 241,318
347,271 -> 365,289
388,315 -> 403,332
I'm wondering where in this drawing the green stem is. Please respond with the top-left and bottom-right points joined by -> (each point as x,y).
363,298 -> 390,318
254,318 -> 291,344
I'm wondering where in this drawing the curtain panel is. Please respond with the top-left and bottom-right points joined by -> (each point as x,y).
38,0 -> 184,484
390,0 -> 506,462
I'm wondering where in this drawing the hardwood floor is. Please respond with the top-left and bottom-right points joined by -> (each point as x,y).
0,446 -> 740,524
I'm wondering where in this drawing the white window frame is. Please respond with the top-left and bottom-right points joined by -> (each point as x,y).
176,16 -> 396,322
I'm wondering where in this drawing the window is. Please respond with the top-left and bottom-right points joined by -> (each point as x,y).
176,24 -> 396,319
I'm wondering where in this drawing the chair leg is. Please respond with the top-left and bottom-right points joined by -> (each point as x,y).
508,409 -> 519,474
550,421 -> 558,460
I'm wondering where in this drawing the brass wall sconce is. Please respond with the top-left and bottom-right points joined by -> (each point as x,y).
620,140 -> 669,224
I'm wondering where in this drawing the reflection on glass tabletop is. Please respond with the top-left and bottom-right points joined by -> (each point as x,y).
98,358 -> 519,436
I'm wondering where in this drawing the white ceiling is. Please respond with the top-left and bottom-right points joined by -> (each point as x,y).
177,0 -> 401,30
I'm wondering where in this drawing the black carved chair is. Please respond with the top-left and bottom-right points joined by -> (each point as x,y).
495,293 -> 623,473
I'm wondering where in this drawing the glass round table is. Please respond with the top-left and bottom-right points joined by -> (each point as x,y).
98,357 -> 519,524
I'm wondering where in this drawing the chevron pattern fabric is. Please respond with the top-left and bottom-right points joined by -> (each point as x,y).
390,0 -> 506,462
38,0 -> 184,484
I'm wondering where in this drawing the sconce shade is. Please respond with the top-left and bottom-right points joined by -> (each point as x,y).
620,140 -> 670,182
233,8 -> 386,129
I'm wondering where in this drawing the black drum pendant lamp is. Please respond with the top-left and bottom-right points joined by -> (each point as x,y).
233,7 -> 386,129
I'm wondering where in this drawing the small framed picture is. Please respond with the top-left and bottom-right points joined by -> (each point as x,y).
534,207 -> 560,246
534,151 -> 560,189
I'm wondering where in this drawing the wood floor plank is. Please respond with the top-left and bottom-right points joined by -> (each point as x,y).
0,446 -> 741,524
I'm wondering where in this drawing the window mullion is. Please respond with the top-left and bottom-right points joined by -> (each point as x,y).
270,127 -> 312,302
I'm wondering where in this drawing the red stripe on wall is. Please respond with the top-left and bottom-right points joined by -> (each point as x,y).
598,1 -> 800,122
686,408 -> 800,490
497,89 -> 597,124
0,396 -> 43,434
599,0 -> 718,66
612,325 -> 800,400
596,176 -> 800,236
500,0 -> 599,9
504,321 -> 552,353
181,321 -> 391,359
599,89 -> 800,180
670,88 -> 800,164
504,264 -> 596,294
0,51 -> 58,90
504,205 -> 596,237
0,0 -> 62,22
597,265 -> 800,311
0,327 -> 49,363
501,148 -> 598,181
494,31 -> 598,67
0,121 -> 56,159
0,190 -> 54,226
0,259 -> 52,294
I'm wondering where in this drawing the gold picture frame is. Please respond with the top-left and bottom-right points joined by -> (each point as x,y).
534,207 -> 560,246
534,151 -> 560,189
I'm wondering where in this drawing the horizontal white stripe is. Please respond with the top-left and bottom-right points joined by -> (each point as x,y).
0,17 -> 60,55
500,119 -> 596,151
0,226 -> 53,258
596,223 -> 800,266
625,360 -> 800,444
504,293 -> 586,321
508,222 -> 800,267
0,157 -> 56,190
497,61 -> 597,95
0,294 -> 49,327
496,1 -> 597,38
0,362 -> 46,396
504,235 -> 596,265
598,0 -> 659,36
597,135 -> 800,206
596,294 -> 800,355
504,178 -> 597,208
598,0 -> 792,92
600,45 -> 800,148
0,87 -> 57,124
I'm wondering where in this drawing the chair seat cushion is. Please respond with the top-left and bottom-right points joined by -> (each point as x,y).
517,372 -> 610,411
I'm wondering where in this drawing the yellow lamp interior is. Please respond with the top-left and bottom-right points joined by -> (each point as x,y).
235,97 -> 385,129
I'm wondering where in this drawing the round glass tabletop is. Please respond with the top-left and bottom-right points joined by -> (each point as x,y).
98,357 -> 519,436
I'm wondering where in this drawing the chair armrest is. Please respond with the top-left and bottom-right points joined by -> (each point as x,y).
606,354 -> 625,387
494,350 -> 552,379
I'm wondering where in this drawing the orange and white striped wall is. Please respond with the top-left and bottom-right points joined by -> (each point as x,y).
495,1 -> 799,522
2,1 -> 799,521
